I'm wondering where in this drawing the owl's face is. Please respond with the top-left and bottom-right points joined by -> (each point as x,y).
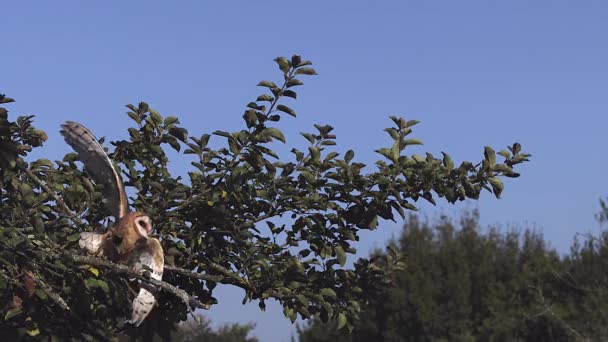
112,212 -> 154,254
132,214 -> 153,238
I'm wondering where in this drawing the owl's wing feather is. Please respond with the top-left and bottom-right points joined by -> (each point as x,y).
79,232 -> 106,254
127,238 -> 164,327
60,121 -> 129,221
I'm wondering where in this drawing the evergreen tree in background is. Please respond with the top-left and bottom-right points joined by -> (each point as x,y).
298,209 -> 608,341
169,315 -> 258,342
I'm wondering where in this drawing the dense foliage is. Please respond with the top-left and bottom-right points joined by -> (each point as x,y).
298,210 -> 608,341
0,56 -> 529,340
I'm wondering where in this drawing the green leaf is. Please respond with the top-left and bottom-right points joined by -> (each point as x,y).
261,128 -> 286,143
274,57 -> 291,73
4,308 -> 22,320
257,80 -> 277,88
337,313 -> 347,330
150,109 -> 162,124
375,148 -> 392,160
300,170 -> 315,183
164,116 -> 180,126
412,154 -> 425,163
344,150 -> 354,163
35,289 -> 48,300
300,133 -> 315,144
511,142 -> 521,154
291,55 -> 302,66
484,146 -> 496,167
228,138 -> 240,154
286,79 -> 303,88
384,128 -> 399,140
295,67 -> 318,75
283,90 -> 297,99
213,130 -> 231,138
324,152 -> 339,163
243,110 -> 258,128
367,216 -> 378,229
96,279 -> 110,293
167,137 -> 181,151
335,245 -> 346,266
0,96 -> 15,104
32,158 -> 53,169
88,267 -> 99,277
257,94 -> 274,102
26,327 -> 40,337
169,127 -> 188,141
497,150 -> 511,158
296,294 -> 309,307
127,111 -> 141,124
390,141 -> 400,161
488,177 -> 504,198
442,152 -> 454,169
309,147 -> 321,164
283,306 -> 296,322
403,138 -> 423,146
276,104 -> 296,117
320,288 -> 337,299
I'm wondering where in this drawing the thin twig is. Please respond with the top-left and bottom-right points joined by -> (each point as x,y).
29,271 -> 71,311
532,285 -> 588,341
163,264 -> 247,290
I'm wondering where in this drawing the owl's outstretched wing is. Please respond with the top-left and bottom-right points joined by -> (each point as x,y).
127,238 -> 164,327
60,121 -> 129,221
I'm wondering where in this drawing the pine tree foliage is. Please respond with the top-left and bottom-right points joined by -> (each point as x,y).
298,210 -> 608,342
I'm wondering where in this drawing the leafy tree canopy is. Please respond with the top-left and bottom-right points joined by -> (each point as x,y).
0,56 -> 529,340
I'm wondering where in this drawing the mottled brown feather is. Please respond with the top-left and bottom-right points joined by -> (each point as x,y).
60,121 -> 129,220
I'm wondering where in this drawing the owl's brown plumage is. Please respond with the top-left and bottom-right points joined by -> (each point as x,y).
60,121 -> 129,221
61,121 -> 164,327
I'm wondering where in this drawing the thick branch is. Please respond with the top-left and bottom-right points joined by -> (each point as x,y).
61,253 -> 212,311
205,261 -> 250,288
163,264 -> 248,290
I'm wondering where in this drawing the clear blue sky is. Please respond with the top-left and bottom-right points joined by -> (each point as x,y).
4,1 -> 608,341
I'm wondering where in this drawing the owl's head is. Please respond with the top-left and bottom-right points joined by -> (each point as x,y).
112,212 -> 155,253
132,213 -> 153,238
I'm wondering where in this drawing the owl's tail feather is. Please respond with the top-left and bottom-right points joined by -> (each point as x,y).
126,287 -> 157,327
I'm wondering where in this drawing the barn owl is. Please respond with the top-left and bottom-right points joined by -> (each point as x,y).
60,121 -> 164,327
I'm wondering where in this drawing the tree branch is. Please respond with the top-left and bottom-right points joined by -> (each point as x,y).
163,264 -> 248,290
531,285 -> 588,341
60,252 -> 212,311
204,260 -> 250,288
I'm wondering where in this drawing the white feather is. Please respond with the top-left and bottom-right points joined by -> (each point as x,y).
79,232 -> 105,254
